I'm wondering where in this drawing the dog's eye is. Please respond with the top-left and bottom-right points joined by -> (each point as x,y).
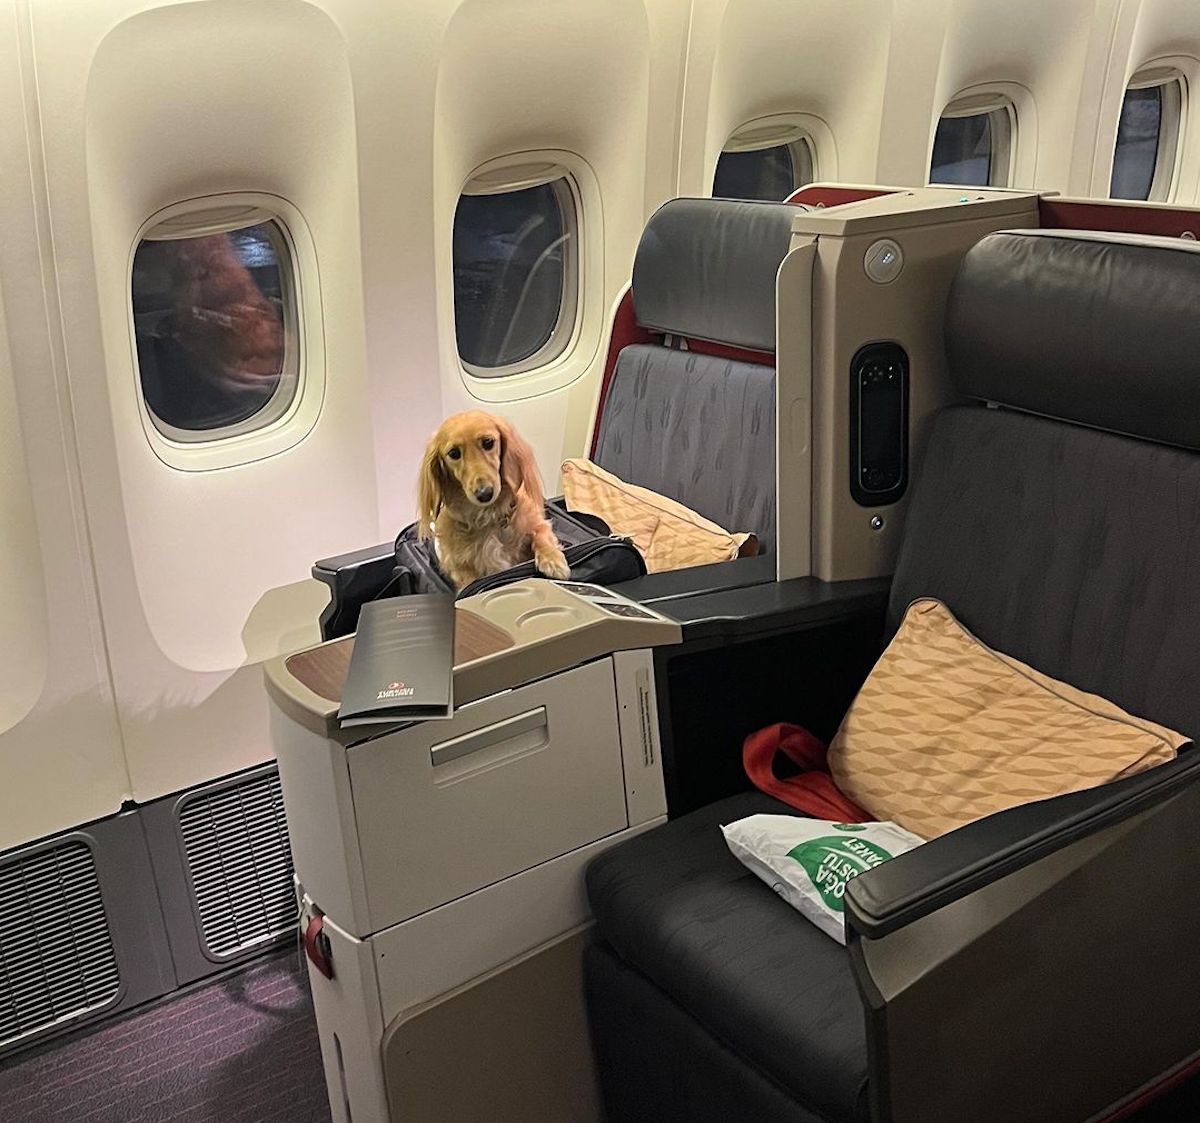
481,437 -> 495,451
447,447 -> 461,461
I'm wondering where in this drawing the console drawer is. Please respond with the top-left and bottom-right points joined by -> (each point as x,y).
348,658 -> 627,932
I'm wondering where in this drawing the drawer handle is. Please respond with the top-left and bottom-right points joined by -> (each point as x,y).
430,707 -> 548,767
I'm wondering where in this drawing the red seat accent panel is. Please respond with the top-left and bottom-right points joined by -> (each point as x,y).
1040,198 -> 1200,239
680,338 -> 774,366
786,185 -> 895,208
589,289 -> 658,457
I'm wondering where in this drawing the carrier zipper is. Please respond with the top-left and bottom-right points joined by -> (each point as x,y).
457,536 -> 642,598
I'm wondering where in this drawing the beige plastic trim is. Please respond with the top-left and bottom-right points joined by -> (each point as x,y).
303,909 -> 390,1123
381,928 -> 603,1123
263,581 -> 682,744
796,189 -> 1040,581
368,819 -> 663,1018
348,658 -> 628,932
791,186 -> 1042,237
856,787 -> 1200,1123
775,237 -> 816,580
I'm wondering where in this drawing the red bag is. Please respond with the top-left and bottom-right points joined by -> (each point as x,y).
742,723 -> 870,822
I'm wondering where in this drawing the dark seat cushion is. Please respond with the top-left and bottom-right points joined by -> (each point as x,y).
587,792 -> 869,1123
889,405 -> 1200,742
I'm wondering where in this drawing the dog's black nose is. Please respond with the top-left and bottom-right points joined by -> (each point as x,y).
474,484 -> 495,504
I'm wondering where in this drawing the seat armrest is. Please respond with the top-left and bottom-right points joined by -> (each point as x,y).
660,575 -> 891,645
611,553 -> 777,605
312,541 -> 395,641
313,541 -> 396,575
847,748 -> 1200,939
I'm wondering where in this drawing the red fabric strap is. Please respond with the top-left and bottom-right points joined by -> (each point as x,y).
743,723 -> 870,822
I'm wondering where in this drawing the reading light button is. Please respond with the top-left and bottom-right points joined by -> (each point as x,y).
865,239 -> 903,284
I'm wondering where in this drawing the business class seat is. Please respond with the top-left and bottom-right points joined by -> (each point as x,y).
589,197 -> 799,555
583,229 -> 1200,1123
313,197 -> 801,638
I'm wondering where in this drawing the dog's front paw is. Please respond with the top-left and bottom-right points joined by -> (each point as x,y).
535,545 -> 571,581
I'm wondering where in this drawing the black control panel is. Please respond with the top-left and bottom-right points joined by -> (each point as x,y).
849,342 -> 908,507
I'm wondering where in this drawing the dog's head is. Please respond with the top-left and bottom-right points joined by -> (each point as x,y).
417,411 -> 544,537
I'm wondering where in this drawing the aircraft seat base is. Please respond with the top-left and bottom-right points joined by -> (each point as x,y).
586,791 -> 869,1123
586,941 -> 836,1123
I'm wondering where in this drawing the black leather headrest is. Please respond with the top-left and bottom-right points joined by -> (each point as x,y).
946,230 -> 1200,450
632,198 -> 799,352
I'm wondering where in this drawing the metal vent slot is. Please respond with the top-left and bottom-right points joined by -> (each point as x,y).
0,840 -> 120,1048
177,771 -> 296,960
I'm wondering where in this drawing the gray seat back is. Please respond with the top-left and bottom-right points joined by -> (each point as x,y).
890,230 -> 1200,739
593,198 -> 795,552
593,344 -> 776,548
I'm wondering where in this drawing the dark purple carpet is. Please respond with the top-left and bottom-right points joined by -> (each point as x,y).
0,946 -> 1195,1122
0,950 -> 332,1123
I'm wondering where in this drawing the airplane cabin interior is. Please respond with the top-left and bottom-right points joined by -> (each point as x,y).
2,2 -> 1200,1122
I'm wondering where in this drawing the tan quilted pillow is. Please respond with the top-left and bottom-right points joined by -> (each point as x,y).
828,599 -> 1187,839
560,458 -> 758,573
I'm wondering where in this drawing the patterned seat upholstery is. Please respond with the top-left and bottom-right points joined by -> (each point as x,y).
592,198 -> 797,553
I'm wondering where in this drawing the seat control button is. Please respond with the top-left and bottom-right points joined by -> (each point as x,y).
864,238 -> 903,284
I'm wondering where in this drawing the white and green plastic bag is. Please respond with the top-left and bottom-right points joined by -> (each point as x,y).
721,815 -> 925,944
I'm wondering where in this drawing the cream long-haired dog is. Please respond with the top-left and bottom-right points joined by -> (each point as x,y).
418,410 -> 570,590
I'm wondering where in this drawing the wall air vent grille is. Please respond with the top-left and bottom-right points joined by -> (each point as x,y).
177,770 -> 295,960
0,840 -> 120,1048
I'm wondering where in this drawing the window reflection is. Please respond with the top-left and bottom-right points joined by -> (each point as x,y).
132,222 -> 291,435
453,181 -> 575,373
930,113 -> 994,186
1111,86 -> 1164,201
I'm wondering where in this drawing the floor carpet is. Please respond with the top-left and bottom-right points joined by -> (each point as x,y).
0,949 -> 331,1123
0,946 -> 1194,1122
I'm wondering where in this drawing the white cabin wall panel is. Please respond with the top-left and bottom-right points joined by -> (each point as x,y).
0,305 -> 47,736
931,0 -> 1116,192
317,0 -> 688,521
1062,0 -> 1129,196
431,0 -> 690,491
1109,1 -> 1200,202
680,0 -> 897,195
873,0 -> 952,187
318,0 -> 449,535
0,2 -> 128,850
30,0 -> 377,801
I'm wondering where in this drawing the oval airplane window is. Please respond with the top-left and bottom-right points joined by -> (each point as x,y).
453,175 -> 579,376
931,96 -> 1015,187
714,120 -> 817,201
1111,72 -> 1183,202
131,212 -> 299,441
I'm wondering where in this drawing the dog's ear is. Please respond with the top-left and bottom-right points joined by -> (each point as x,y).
498,416 -> 546,512
417,435 -> 447,539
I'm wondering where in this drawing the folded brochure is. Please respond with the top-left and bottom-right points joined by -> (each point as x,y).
338,595 -> 455,726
